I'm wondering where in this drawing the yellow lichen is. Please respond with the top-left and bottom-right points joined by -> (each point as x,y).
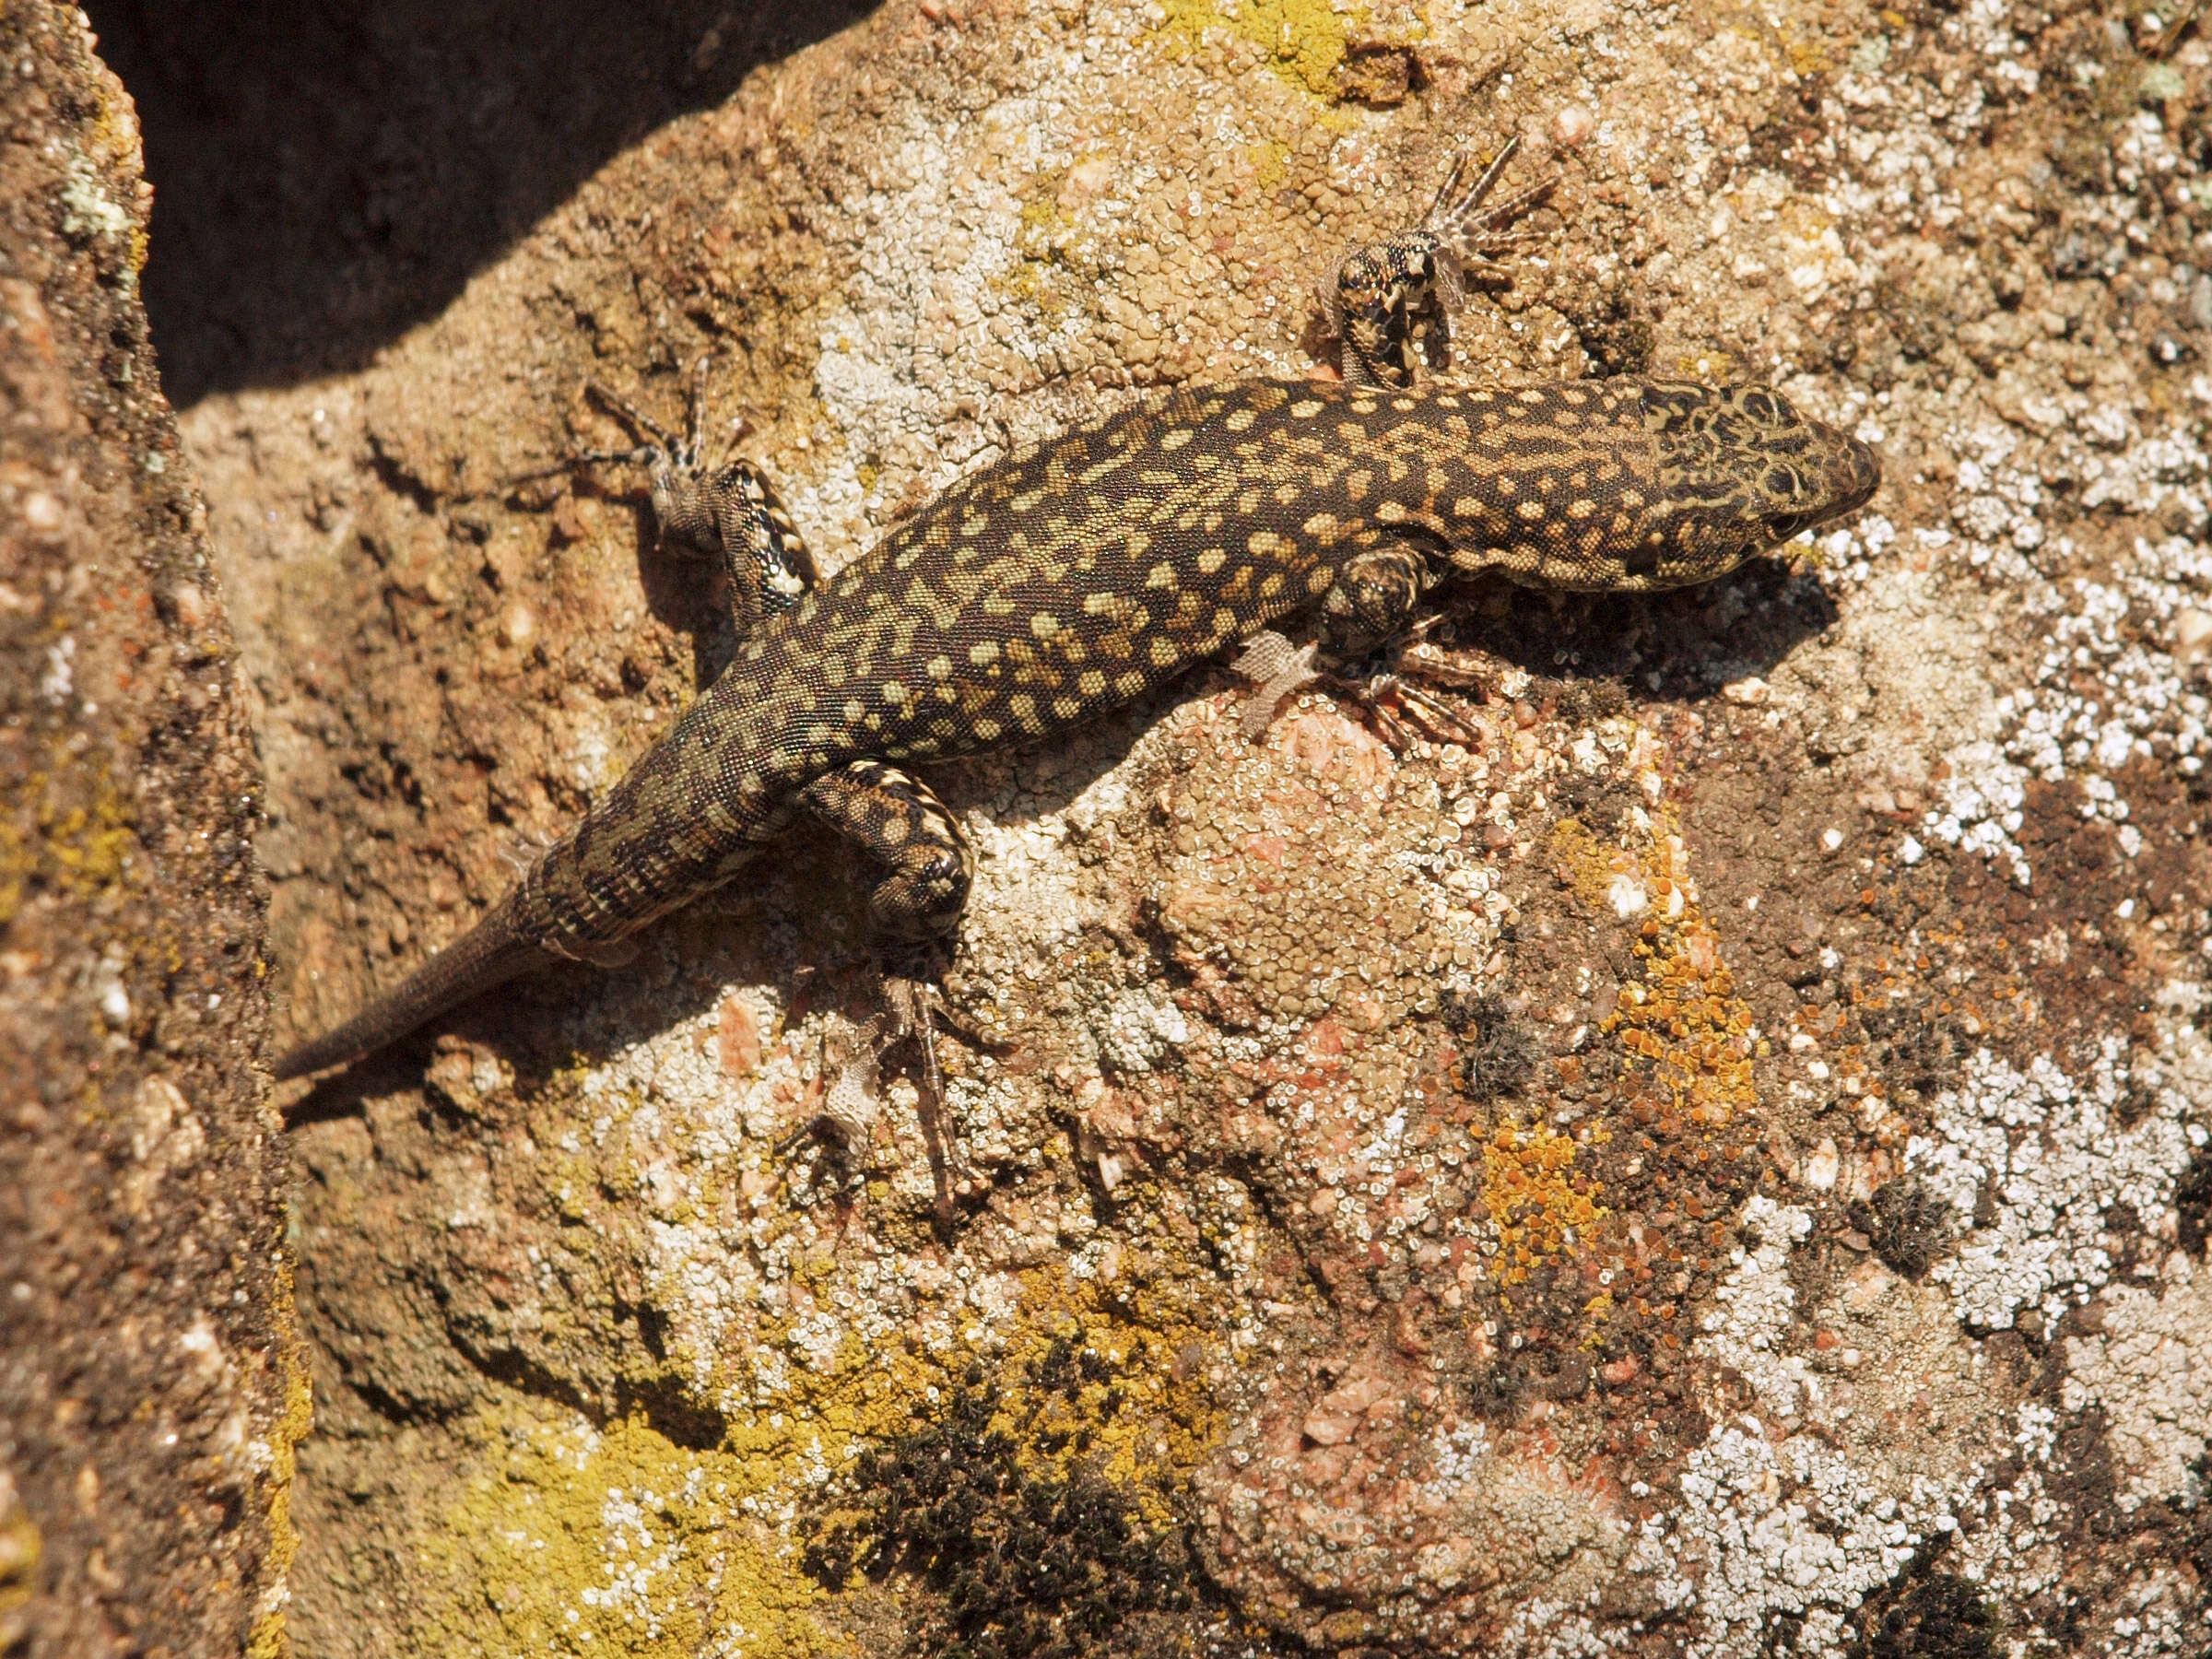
0,1492 -> 38,1641
420,1408 -> 845,1658
1157,0 -> 1356,98
1249,137 -> 1291,189
401,1245 -> 1230,1657
0,751 -> 139,925
244,1260 -> 315,1659
1552,809 -> 1759,1130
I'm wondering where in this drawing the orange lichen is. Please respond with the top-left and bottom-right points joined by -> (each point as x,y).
1554,811 -> 1759,1129
1477,1119 -> 1606,1287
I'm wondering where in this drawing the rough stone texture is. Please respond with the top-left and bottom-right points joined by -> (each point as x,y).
110,0 -> 2212,1652
0,6 -> 307,1658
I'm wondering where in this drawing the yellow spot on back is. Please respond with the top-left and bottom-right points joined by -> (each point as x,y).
1032,613 -> 1061,639
1290,400 -> 1323,418
1197,547 -> 1227,573
1225,406 -> 1257,432
1146,562 -> 1180,590
926,654 -> 954,679
1159,427 -> 1194,452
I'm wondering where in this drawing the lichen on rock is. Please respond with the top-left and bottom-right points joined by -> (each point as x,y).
93,0 -> 2212,1650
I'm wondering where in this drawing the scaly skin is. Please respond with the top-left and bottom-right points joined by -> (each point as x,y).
276,160 -> 1879,1085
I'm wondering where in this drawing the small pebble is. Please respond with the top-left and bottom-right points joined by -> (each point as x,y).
21,489 -> 63,537
1552,105 -> 1595,149
2175,606 -> 2212,660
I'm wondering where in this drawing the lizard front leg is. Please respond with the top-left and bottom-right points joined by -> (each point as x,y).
573,361 -> 821,634
1327,138 -> 1556,389
798,759 -> 977,1223
1238,534 -> 1438,735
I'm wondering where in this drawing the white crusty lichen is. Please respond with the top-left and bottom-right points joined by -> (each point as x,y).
1634,1420 -> 1970,1659
1906,1040 -> 2205,1331
1698,1197 -> 1817,1419
1913,394 -> 2212,884
2062,1254 -> 2212,1512
1626,1200 -> 1994,1658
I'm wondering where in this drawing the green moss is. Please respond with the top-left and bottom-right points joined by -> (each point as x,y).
802,1363 -> 1196,1659
799,1274 -> 1232,1658
1157,0 -> 1357,98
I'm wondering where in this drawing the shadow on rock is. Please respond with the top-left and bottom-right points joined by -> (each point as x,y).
88,0 -> 880,403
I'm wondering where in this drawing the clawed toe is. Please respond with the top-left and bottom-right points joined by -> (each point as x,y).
1236,619 -> 1491,748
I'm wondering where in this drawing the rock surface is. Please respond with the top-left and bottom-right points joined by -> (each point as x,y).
125,0 -> 2212,1652
0,7 -> 305,1658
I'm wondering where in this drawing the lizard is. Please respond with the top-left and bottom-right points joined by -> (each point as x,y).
274,142 -> 1880,1183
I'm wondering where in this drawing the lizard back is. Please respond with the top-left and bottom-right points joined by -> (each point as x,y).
519,374 -> 1873,947
279,372 -> 1872,1073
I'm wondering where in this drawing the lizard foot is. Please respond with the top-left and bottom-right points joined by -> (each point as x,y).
1325,136 -> 1559,388
773,1018 -> 885,1201
879,961 -> 1008,1230
1234,622 -> 1487,748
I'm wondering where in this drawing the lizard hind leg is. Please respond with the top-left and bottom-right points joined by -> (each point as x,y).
798,759 -> 980,1225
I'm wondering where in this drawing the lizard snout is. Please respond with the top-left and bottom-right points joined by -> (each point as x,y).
1826,431 -> 1880,518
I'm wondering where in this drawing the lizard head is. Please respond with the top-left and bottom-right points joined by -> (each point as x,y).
1641,382 -> 1880,575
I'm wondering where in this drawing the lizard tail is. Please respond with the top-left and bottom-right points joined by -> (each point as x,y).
272,902 -> 557,1081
